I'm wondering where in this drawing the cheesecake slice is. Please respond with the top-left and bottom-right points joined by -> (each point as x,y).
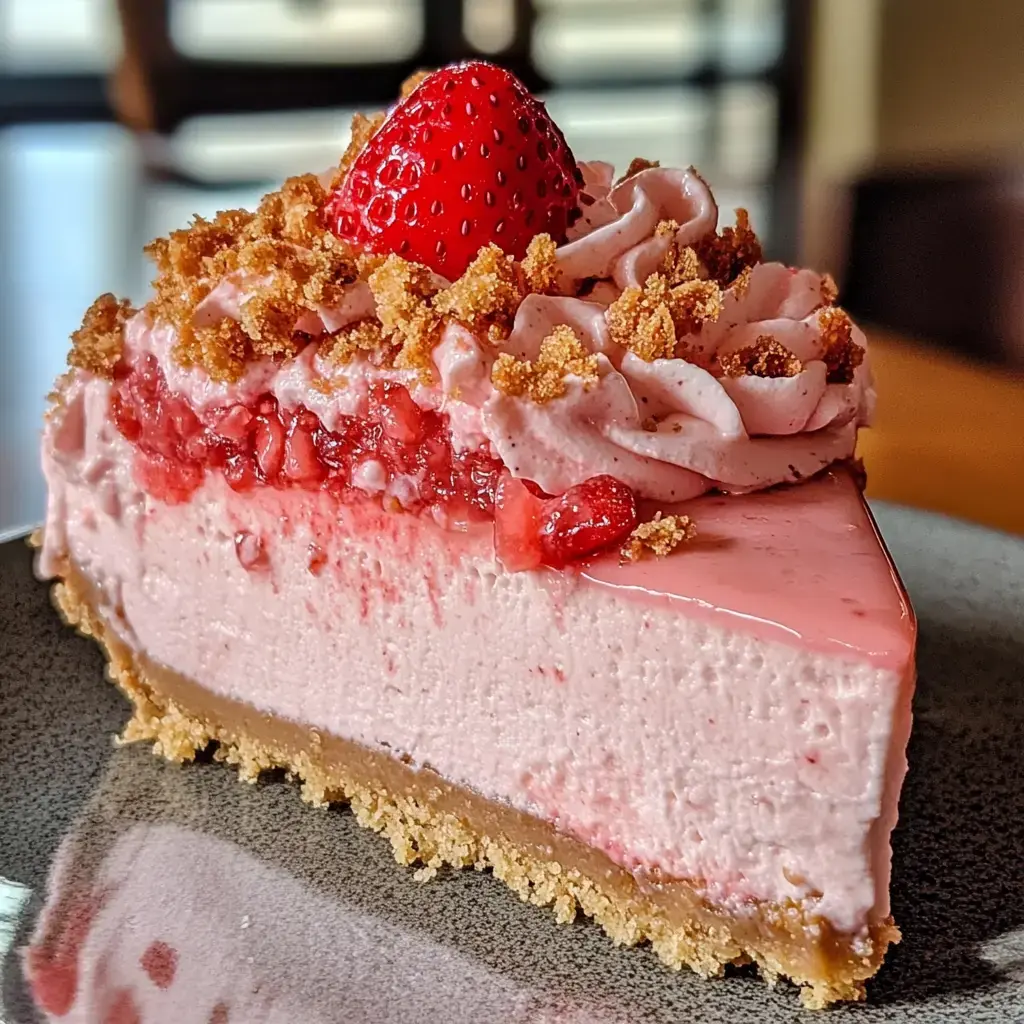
38,61 -> 916,1007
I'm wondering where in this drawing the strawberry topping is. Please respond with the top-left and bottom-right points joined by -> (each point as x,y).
495,473 -> 638,570
111,357 -> 504,518
111,359 -> 637,570
326,60 -> 582,280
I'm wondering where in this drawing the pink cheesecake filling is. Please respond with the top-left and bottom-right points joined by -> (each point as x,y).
42,373 -> 915,936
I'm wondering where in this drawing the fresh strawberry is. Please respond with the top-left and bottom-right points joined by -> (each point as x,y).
326,60 -> 582,280
538,475 -> 638,568
494,474 -> 544,571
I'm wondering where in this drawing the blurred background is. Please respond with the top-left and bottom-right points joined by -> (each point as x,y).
1,0 -> 1021,539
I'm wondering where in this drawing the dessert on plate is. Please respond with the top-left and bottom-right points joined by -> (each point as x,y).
37,61 -> 917,1007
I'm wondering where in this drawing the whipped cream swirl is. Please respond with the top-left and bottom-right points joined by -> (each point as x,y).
136,161 -> 872,505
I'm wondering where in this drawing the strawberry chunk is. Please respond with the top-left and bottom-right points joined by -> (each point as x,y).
327,60 -> 582,279
283,409 -> 326,485
539,475 -> 638,568
371,380 -> 425,444
133,449 -> 203,504
253,410 -> 285,481
494,474 -> 544,571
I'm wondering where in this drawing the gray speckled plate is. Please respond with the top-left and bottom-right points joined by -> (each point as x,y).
2,503 -> 1023,1023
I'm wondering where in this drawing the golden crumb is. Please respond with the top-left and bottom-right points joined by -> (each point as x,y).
145,208 -> 253,284
621,512 -> 696,561
660,240 -> 701,288
520,233 -> 558,294
491,325 -> 598,403
695,208 -> 763,287
329,111 -> 386,191
368,254 -> 442,375
666,277 -> 721,331
607,285 -> 676,361
322,320 -> 391,366
434,243 -> 521,333
143,173 -> 361,382
818,307 -> 865,384
719,335 -> 803,378
617,157 -> 660,184
731,265 -> 754,300
400,69 -> 432,96
821,272 -> 839,305
607,272 -> 722,362
181,319 -> 250,382
241,174 -> 333,249
356,251 -> 389,280
68,294 -> 135,378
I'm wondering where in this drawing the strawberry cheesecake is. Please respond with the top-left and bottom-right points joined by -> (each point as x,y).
37,62 -> 916,1007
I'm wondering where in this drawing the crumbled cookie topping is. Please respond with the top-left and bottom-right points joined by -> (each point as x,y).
718,336 -> 803,378
367,255 -> 442,375
695,208 -> 763,288
322,320 -> 392,367
621,511 -> 696,561
820,272 -> 839,306
653,221 -> 702,288
616,157 -> 660,184
400,69 -> 432,97
730,264 -> 754,300
491,325 -> 598,403
520,233 -> 558,294
328,111 -> 386,191
68,294 -> 136,378
818,307 -> 865,384
434,244 -> 520,335
144,173 -> 360,382
607,272 -> 722,362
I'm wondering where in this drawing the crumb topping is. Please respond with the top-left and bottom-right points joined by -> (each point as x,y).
113,115 -> 847,436
730,264 -> 754,300
434,243 -> 520,335
654,222 -> 702,288
607,272 -> 722,362
68,294 -> 136,378
695,208 -> 763,288
719,335 -> 803,378
520,233 -> 558,294
144,173 -> 360,382
328,111 -> 386,192
366,255 -> 442,375
818,307 -> 865,384
621,511 -> 696,561
491,325 -> 598,403
821,272 -> 839,306
617,157 -> 660,184
322,319 -> 392,367
400,69 -> 432,97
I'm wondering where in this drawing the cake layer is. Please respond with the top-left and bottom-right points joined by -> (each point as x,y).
48,563 -> 899,1009
41,374 -> 916,938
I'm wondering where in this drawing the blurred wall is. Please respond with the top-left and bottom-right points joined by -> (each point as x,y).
801,0 -> 1024,274
878,0 -> 1024,163
800,0 -> 880,273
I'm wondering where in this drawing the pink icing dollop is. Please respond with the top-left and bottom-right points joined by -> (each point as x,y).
132,161 -> 872,505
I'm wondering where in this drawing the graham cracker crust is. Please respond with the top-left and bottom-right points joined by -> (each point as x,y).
48,559 -> 898,1008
